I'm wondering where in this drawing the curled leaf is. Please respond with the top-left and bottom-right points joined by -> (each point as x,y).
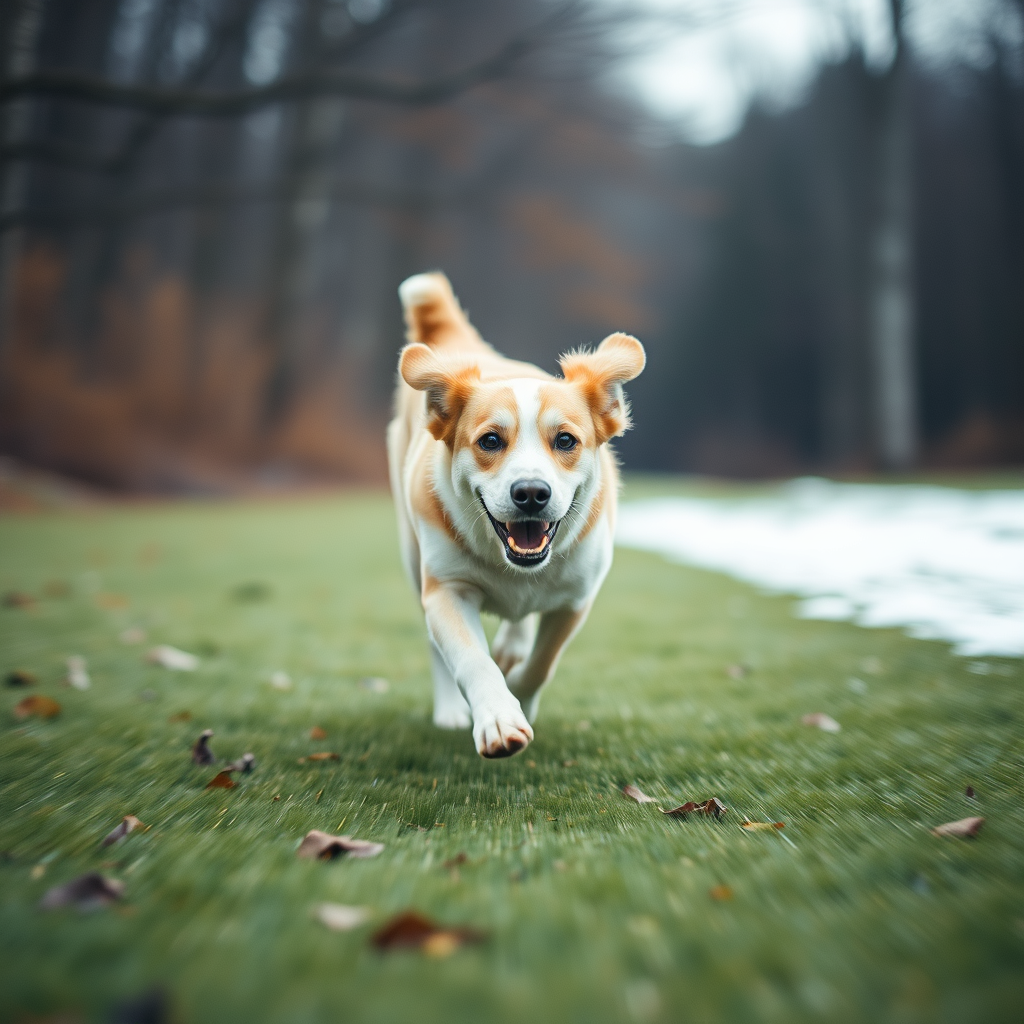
191,729 -> 215,765
801,712 -> 841,733
102,815 -> 144,847
709,884 -> 733,901
206,771 -> 236,789
931,816 -> 984,838
146,645 -> 198,671
662,797 -> 727,820
5,669 -> 37,687
740,819 -> 784,831
40,872 -> 124,910
309,726 -> 327,740
14,695 -> 61,720
225,753 -> 255,773
370,910 -> 485,954
622,784 -> 656,804
296,830 -> 384,860
314,903 -> 371,931
66,656 -> 90,691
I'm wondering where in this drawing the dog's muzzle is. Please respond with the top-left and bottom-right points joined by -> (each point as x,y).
482,501 -> 560,567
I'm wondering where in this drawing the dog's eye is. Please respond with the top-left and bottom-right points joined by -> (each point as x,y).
477,432 -> 503,451
554,432 -> 578,451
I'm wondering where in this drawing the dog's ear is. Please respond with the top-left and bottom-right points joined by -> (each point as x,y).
559,333 -> 646,443
400,342 -> 481,445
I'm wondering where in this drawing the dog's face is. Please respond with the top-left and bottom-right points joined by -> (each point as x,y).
401,333 -> 645,569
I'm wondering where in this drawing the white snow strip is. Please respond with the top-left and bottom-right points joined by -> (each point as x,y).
616,478 -> 1024,658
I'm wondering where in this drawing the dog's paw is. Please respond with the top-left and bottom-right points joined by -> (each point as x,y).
473,699 -> 534,758
433,706 -> 472,730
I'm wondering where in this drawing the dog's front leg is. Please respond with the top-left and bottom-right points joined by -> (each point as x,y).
422,576 -> 533,758
506,604 -> 591,722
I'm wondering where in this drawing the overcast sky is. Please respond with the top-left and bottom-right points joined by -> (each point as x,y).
612,0 -> 1024,144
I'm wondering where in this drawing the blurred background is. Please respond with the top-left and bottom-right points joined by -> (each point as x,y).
0,0 -> 1021,493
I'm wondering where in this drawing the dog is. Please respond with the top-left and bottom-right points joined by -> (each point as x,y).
388,272 -> 645,758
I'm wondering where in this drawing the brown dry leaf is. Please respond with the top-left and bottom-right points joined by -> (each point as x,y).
662,797 -> 728,820
314,902 -> 371,931
102,815 -> 144,848
931,816 -> 984,838
709,884 -> 734,901
6,669 -> 37,687
309,726 -> 327,740
191,729 -> 215,765
167,711 -> 192,723
94,593 -> 129,610
39,872 -> 124,910
304,752 -> 340,762
296,830 -> 384,860
622,784 -> 657,804
801,712 -> 841,733
206,771 -> 236,789
444,852 -> 469,869
965,786 -> 976,799
370,910 -> 485,954
14,695 -> 61,720
3,591 -> 36,609
740,819 -> 785,831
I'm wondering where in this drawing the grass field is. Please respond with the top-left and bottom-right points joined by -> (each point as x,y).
1,484 -> 1022,1024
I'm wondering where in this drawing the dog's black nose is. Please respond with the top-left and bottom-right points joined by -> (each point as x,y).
510,479 -> 551,514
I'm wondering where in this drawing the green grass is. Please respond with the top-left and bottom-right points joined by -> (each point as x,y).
1,486 -> 1022,1024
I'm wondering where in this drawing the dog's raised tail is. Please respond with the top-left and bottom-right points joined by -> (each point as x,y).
399,272 -> 477,349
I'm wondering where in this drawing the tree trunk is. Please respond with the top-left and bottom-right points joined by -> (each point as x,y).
867,0 -> 917,470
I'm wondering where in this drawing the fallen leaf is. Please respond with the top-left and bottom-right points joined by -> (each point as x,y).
94,593 -> 129,610
740,819 -> 785,831
147,645 -> 199,671
102,815 -> 144,847
931,816 -> 985,838
3,591 -> 36,609
5,669 -> 37,687
443,852 -> 469,869
270,671 -> 292,690
309,726 -> 327,740
709,884 -> 733,901
206,771 -> 236,789
167,710 -> 192,723
965,786 -> 976,799
314,903 -> 371,931
296,830 -> 384,860
40,872 -> 124,910
225,753 -> 255,773
304,752 -> 340,762
662,797 -> 728,820
370,910 -> 485,954
65,656 -> 90,691
13,695 -> 61,720
801,712 -> 841,733
622,784 -> 657,804
119,627 -> 146,645
109,986 -> 167,1024
191,729 -> 216,765
360,676 -> 390,693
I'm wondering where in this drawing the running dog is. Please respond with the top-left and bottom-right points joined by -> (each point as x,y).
388,272 -> 645,758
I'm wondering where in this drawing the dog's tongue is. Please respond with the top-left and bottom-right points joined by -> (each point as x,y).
508,520 -> 549,551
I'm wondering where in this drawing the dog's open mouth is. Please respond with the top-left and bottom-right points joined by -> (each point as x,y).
482,503 -> 560,566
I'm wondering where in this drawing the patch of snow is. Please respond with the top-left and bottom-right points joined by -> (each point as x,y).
616,478 -> 1024,657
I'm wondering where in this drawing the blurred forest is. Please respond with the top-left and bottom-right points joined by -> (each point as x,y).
0,0 -> 1021,491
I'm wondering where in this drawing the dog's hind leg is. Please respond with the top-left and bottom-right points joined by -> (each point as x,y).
430,640 -> 471,729
491,615 -> 538,677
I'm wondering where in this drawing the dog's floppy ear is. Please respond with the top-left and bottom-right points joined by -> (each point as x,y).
400,342 -> 481,445
559,333 -> 646,444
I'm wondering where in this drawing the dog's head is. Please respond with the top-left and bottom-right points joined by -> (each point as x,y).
400,333 -> 645,569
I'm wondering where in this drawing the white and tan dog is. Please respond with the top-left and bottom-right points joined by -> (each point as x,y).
388,272 -> 645,758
